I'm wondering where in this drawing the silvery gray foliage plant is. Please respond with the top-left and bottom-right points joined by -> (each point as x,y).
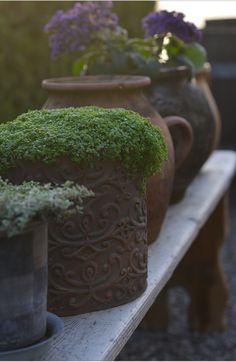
0,178 -> 94,237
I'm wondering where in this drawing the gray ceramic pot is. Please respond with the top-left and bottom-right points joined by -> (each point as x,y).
0,313 -> 63,361
0,221 -> 48,351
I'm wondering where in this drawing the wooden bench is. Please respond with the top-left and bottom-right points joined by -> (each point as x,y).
41,150 -> 236,361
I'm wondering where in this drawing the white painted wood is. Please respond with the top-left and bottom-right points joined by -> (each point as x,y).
42,150 -> 236,361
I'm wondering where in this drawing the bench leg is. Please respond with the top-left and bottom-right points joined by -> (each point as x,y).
140,287 -> 169,330
174,192 -> 229,331
141,192 -> 229,332
186,260 -> 228,331
184,193 -> 229,331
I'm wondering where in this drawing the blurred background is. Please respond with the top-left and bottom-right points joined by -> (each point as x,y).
1,0 -> 236,149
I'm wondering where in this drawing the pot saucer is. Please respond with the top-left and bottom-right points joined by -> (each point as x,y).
0,312 -> 63,361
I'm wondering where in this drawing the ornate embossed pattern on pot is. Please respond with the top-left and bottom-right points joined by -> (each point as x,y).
3,158 -> 147,316
42,75 -> 193,242
42,75 -> 176,243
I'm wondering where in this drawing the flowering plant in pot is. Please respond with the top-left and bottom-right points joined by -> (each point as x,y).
142,10 -> 206,73
44,1 -> 161,78
45,2 -> 213,206
141,9 -> 221,201
44,2 -> 206,77
44,2 -> 216,202
43,1 -> 194,238
0,106 -> 168,316
0,178 -> 93,353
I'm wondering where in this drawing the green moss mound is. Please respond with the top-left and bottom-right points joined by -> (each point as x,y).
0,106 -> 167,189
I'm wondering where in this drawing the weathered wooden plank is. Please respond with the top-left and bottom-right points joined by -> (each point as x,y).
41,150 -> 236,361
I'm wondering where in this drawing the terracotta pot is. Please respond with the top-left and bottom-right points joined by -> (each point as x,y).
194,62 -> 222,150
146,66 -> 220,203
3,158 -> 148,316
0,221 -> 48,351
42,75 -> 193,243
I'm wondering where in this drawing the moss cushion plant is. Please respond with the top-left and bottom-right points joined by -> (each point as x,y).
0,106 -> 168,316
0,106 -> 167,190
0,178 -> 93,352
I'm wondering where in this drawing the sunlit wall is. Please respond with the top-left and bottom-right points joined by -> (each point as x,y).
158,1 -> 236,28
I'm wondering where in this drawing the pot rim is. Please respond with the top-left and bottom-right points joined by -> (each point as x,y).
155,65 -> 191,81
0,219 -> 46,238
42,75 -> 151,91
156,62 -> 210,80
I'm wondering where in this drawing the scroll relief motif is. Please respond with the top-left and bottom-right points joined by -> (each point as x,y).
4,158 -> 148,314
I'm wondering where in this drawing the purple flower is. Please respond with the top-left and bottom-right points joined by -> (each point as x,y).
44,1 -> 119,59
142,10 -> 202,43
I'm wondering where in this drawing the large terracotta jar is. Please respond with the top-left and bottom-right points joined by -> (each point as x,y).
42,75 -> 193,243
146,66 -> 221,202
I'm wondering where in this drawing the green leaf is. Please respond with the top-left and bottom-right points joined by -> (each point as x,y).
126,52 -> 160,79
72,59 -> 87,76
126,51 -> 146,70
164,35 -> 184,57
128,37 -> 158,58
183,42 -> 207,71
99,27 -> 128,45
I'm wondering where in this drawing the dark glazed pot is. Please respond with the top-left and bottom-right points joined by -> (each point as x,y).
42,75 -> 193,243
0,221 -> 48,351
146,66 -> 219,202
3,158 -> 147,316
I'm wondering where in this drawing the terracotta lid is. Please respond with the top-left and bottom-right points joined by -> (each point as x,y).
42,75 -> 151,91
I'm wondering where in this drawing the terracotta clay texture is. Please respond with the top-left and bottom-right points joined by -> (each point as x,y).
3,159 -> 148,316
195,62 -> 222,150
146,66 -> 220,203
42,75 -> 192,243
0,221 -> 48,351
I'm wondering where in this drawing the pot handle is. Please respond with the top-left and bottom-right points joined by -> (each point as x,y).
164,115 -> 193,170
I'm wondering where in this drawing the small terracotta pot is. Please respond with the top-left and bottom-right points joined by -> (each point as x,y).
3,158 -> 148,316
0,221 -> 48,351
42,75 -> 193,242
146,66 -> 220,203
